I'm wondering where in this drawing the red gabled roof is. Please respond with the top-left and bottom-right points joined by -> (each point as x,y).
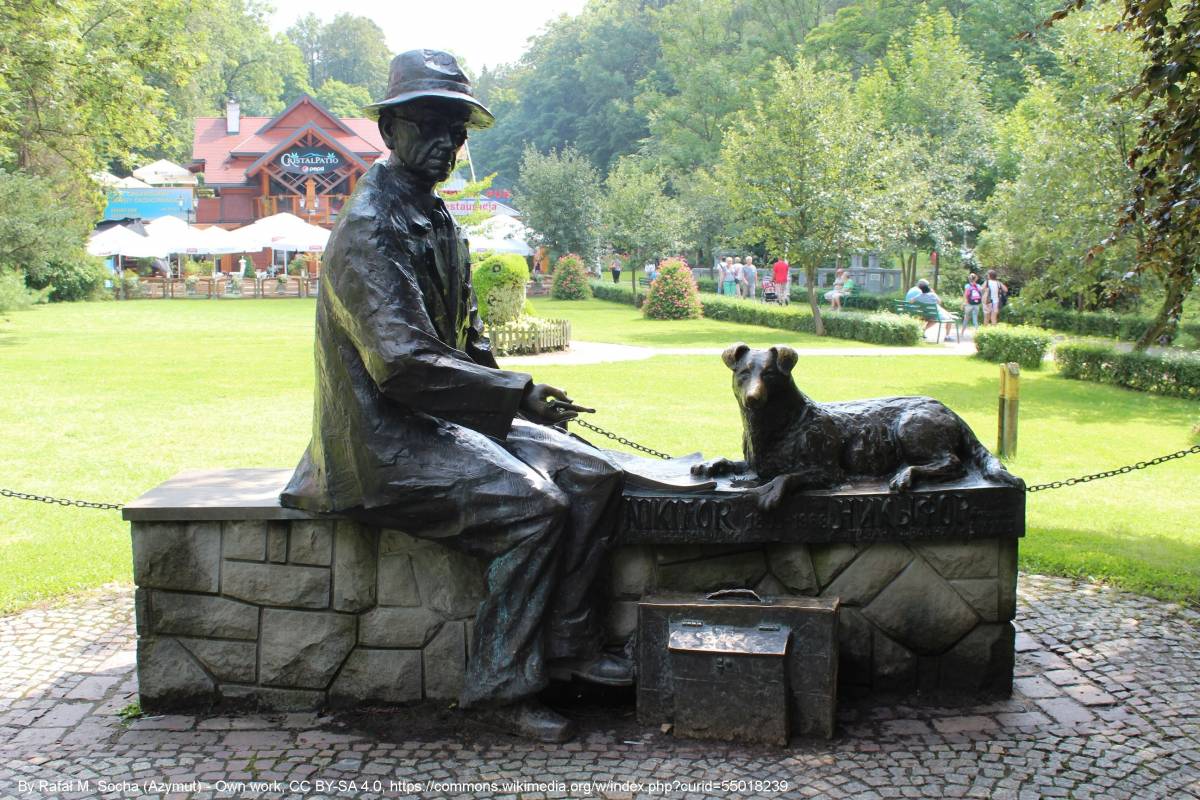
191,95 -> 386,186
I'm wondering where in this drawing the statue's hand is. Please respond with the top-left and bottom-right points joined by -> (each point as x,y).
691,457 -> 745,478
521,384 -> 593,425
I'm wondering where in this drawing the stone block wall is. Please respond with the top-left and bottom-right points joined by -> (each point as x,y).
132,520 -> 484,711
608,538 -> 1017,699
132,510 -> 1016,711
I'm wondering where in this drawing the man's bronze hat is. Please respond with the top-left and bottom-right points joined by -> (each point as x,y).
364,49 -> 494,129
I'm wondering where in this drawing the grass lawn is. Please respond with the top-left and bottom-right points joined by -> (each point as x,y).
1,298 -> 1197,613
528,297 -> 875,349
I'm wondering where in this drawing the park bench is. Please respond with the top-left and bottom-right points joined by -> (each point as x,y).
891,300 -> 963,343
123,467 -> 1021,716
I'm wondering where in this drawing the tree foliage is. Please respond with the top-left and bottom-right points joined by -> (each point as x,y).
600,157 -> 686,280
314,79 -> 372,119
979,4 -> 1145,311
1052,0 -> 1200,348
515,145 -> 602,263
718,56 -> 924,333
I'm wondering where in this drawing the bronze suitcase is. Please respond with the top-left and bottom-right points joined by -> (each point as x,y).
638,589 -> 839,740
669,619 -> 791,745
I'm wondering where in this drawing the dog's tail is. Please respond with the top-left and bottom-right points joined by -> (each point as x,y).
965,429 -> 1025,489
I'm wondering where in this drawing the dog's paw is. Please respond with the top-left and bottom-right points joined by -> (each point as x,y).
754,477 -> 788,512
888,469 -> 913,493
692,458 -> 736,477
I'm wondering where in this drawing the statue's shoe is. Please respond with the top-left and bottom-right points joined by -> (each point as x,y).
469,699 -> 575,743
549,652 -> 634,686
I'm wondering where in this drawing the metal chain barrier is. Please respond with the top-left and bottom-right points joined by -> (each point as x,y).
1024,444 -> 1200,492
571,418 -> 674,460
0,488 -> 124,511
2,444 -> 1195,507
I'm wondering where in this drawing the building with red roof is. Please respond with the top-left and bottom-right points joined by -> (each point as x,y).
189,96 -> 387,233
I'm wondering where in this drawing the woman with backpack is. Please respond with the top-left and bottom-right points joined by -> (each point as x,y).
983,269 -> 1009,325
963,273 -> 984,331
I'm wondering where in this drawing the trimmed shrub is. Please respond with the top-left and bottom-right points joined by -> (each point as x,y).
643,258 -> 702,320
1004,303 -> 1191,345
701,295 -> 922,345
550,253 -> 592,300
472,253 -> 529,325
590,280 -> 921,345
591,280 -> 642,308
23,258 -> 108,302
974,324 -> 1055,369
1056,341 -> 1200,399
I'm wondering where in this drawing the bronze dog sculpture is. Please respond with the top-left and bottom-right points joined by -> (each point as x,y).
692,344 -> 1022,510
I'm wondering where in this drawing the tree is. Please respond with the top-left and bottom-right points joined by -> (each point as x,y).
0,0 -> 196,180
287,13 -> 325,88
467,0 -> 659,186
319,15 -> 392,99
855,10 -> 994,290
718,56 -> 924,334
0,0 -> 197,274
515,145 -> 602,263
314,79 -> 372,118
978,5 -> 1144,310
600,156 -> 685,298
1044,0 -> 1200,348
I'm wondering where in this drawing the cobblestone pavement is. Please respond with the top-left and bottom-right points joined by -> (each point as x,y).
2,575 -> 1198,800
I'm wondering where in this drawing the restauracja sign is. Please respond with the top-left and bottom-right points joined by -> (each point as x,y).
278,149 -> 341,175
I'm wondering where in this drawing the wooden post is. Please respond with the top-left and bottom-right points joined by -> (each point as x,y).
998,362 -> 1020,459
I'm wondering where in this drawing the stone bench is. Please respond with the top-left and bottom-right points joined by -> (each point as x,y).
124,469 -> 1023,712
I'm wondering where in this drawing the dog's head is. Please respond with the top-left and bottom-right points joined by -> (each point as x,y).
721,343 -> 799,410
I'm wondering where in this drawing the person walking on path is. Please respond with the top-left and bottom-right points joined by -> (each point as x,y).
772,257 -> 790,304
963,273 -> 984,332
610,257 -> 622,284
742,255 -> 758,301
721,256 -> 737,296
983,269 -> 1008,325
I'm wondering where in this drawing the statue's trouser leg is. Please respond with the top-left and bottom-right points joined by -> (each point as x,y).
347,482 -> 570,709
500,421 -> 625,661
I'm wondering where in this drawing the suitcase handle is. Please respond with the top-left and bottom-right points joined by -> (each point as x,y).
705,588 -> 762,603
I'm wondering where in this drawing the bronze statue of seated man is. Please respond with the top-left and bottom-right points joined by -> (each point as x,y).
281,49 -> 630,743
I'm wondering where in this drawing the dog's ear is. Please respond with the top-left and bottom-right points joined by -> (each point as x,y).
772,345 -> 798,374
722,342 -> 750,370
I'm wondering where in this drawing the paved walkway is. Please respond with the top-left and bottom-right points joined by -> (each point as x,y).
2,575 -> 1198,799
500,338 -> 976,366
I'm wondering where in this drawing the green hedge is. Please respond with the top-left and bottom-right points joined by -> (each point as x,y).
591,281 -> 642,307
696,275 -> 903,311
973,324 -> 1055,369
703,296 -> 922,346
1055,341 -> 1200,399
1005,304 -> 1200,345
591,282 -> 922,345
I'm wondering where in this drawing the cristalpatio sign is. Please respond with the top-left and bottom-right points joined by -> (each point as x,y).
277,149 -> 342,175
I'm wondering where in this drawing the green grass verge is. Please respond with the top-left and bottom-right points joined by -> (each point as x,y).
0,300 -> 1196,612
527,297 -> 874,349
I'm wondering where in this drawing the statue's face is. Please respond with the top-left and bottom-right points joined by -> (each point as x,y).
380,99 -> 471,185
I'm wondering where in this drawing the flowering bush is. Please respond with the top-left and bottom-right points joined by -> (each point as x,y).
643,257 -> 701,320
550,253 -> 592,300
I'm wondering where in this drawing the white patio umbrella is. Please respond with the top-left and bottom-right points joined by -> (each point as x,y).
132,159 -> 197,187
87,226 -> 169,259
231,212 -> 330,253
113,176 -> 152,189
192,225 -> 243,255
468,234 -> 532,256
